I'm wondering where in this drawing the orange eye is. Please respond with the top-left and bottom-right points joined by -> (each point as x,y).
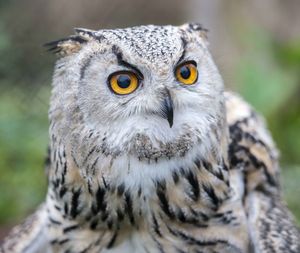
175,61 -> 198,85
108,71 -> 139,95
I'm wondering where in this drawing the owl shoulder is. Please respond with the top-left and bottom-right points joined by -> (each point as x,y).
225,91 -> 280,193
225,91 -> 300,252
0,205 -> 50,253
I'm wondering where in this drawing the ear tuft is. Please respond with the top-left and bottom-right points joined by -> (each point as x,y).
74,28 -> 96,40
180,23 -> 209,40
44,29 -> 95,57
188,23 -> 209,33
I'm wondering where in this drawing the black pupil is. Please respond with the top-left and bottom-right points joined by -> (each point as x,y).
117,75 -> 131,88
180,66 -> 191,79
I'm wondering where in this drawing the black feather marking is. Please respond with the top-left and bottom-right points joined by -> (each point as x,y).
80,53 -> 95,80
59,238 -> 70,245
49,217 -> 62,225
70,188 -> 82,219
63,224 -> 79,233
61,162 -> 67,185
117,184 -> 125,196
54,205 -> 61,211
202,159 -> 212,172
177,209 -> 186,223
185,170 -> 200,201
90,156 -> 100,176
101,211 -> 109,222
107,231 -> 118,249
223,161 -> 229,171
167,226 -> 229,247
190,208 -> 210,223
201,159 -> 226,181
87,180 -> 93,195
102,176 -> 108,189
58,148 -> 63,165
150,233 -> 166,253
78,246 -> 89,253
64,202 -> 69,215
50,239 -> 58,245
90,219 -> 98,230
156,180 -> 175,219
176,209 -> 208,228
117,208 -> 124,222
124,191 -> 135,225
59,186 -> 67,198
202,184 -> 221,209
51,178 -> 60,189
138,185 -> 142,197
194,158 -> 201,168
83,146 -> 96,164
93,186 -> 106,214
172,171 -> 179,184
152,213 -> 162,237
107,220 -> 113,229
214,168 -> 225,181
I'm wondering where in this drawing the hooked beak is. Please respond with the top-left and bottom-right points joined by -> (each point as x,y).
160,90 -> 174,128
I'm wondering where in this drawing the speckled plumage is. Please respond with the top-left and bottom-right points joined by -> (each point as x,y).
1,23 -> 299,253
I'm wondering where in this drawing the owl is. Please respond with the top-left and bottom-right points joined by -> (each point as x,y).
1,23 -> 299,253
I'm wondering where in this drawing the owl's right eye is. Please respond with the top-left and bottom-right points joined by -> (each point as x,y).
175,61 -> 198,85
108,71 -> 139,95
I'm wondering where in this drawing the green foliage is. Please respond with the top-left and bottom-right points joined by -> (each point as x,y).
274,40 -> 300,68
235,27 -> 300,165
0,88 -> 49,224
282,166 -> 300,225
236,28 -> 296,116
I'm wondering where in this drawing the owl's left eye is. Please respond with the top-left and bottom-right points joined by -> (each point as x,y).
175,61 -> 198,85
108,71 -> 139,95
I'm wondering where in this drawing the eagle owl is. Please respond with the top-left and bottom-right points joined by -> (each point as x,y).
1,23 -> 300,253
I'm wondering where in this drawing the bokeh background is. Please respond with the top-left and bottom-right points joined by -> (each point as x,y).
0,0 -> 300,239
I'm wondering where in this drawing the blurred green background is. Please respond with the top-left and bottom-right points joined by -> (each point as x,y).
0,0 -> 299,237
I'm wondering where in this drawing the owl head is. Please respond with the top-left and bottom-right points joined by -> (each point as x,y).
47,24 -> 227,188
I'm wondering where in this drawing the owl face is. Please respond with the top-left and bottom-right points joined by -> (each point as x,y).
50,24 -> 225,165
